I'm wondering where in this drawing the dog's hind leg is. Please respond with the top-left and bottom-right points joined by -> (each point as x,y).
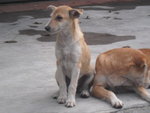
92,85 -> 123,108
79,73 -> 94,98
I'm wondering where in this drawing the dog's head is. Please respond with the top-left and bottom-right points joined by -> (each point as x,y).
45,5 -> 83,33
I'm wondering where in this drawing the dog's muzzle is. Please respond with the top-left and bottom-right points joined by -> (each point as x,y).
45,26 -> 51,32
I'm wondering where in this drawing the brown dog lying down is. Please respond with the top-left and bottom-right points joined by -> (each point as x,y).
92,48 -> 150,108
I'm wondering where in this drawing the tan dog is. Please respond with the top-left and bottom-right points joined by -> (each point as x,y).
45,5 -> 94,107
92,48 -> 150,108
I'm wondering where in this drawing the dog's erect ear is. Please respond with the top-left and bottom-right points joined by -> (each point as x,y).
47,5 -> 57,12
69,9 -> 83,18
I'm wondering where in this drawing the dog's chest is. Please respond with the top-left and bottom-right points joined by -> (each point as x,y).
56,43 -> 81,76
56,43 -> 81,59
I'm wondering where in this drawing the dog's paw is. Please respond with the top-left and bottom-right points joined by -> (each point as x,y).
143,94 -> 150,102
57,96 -> 67,104
111,98 -> 123,109
65,99 -> 76,107
80,90 -> 90,98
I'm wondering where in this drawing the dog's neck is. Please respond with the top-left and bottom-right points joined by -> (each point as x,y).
56,19 -> 83,48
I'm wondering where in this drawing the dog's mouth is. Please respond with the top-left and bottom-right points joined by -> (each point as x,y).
46,28 -> 62,35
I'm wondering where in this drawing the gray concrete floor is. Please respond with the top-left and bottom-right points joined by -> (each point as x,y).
0,4 -> 150,113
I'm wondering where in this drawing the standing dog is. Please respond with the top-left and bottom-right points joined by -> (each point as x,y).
45,5 -> 94,107
92,48 -> 150,108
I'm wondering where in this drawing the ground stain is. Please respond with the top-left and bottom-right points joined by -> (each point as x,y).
84,32 -> 135,45
0,10 -> 50,23
82,5 -> 136,11
29,25 -> 38,28
84,16 -> 90,19
4,40 -> 17,43
82,1 -> 150,11
114,12 -> 120,14
1,1 -> 150,23
33,22 -> 43,24
19,29 -> 45,36
122,46 -> 131,48
114,17 -> 122,20
103,16 -> 122,20
103,16 -> 111,19
19,29 -> 135,45
10,22 -> 18,25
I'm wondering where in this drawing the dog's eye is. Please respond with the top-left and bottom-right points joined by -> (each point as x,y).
55,15 -> 63,21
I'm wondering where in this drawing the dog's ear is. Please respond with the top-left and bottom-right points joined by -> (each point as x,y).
47,5 -> 57,12
69,9 -> 83,18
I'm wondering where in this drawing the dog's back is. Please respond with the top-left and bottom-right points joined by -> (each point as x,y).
94,48 -> 148,87
139,49 -> 150,60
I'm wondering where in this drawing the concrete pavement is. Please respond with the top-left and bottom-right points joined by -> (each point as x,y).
0,3 -> 150,113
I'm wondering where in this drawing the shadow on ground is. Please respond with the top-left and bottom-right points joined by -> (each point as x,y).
19,29 -> 135,45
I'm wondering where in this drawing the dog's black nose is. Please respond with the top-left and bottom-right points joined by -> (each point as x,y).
45,26 -> 51,31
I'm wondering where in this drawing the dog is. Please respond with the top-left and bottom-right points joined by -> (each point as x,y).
91,48 -> 150,108
45,5 -> 94,107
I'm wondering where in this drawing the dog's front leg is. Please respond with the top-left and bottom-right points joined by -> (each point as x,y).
134,86 -> 150,102
55,64 -> 67,104
65,63 -> 80,107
